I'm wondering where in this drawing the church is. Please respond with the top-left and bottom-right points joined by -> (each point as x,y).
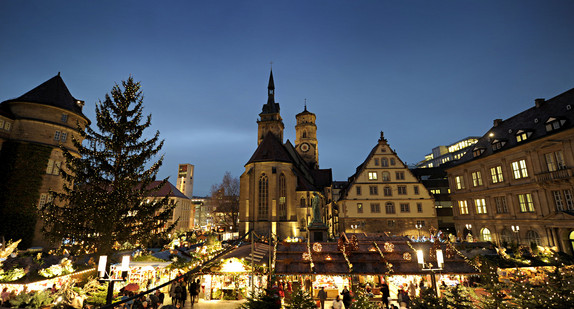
239,70 -> 335,241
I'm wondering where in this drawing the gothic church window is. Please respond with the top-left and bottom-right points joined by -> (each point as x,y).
258,174 -> 268,218
279,174 -> 287,220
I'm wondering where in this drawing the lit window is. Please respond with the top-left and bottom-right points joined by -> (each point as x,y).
430,189 -> 440,194
385,202 -> 395,214
475,198 -> 487,214
417,203 -> 422,213
545,151 -> 565,172
511,160 -> 528,179
368,172 -> 378,180
517,193 -> 534,212
455,176 -> 465,190
400,203 -> 410,212
490,166 -> 504,183
515,130 -> 531,142
357,203 -> 363,213
472,171 -> 483,187
369,186 -> 378,195
397,186 -> 407,195
4,122 -> 10,131
481,228 -> 492,242
458,200 -> 469,214
383,186 -> 392,196
494,196 -> 508,214
0,119 -> 4,128
370,203 -> 381,213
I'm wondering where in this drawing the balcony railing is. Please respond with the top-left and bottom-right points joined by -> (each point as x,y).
535,167 -> 573,182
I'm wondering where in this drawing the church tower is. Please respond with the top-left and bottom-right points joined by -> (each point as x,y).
295,104 -> 319,169
257,70 -> 284,145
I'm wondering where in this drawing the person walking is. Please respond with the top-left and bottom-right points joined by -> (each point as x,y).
398,289 -> 410,309
317,286 -> 327,309
332,295 -> 345,309
169,281 -> 179,305
381,281 -> 390,309
189,278 -> 198,305
341,286 -> 352,309
177,280 -> 187,307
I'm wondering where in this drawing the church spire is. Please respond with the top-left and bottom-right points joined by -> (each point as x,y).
267,69 -> 276,108
257,69 -> 284,145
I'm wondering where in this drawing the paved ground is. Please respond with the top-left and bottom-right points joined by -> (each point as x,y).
182,299 -> 245,309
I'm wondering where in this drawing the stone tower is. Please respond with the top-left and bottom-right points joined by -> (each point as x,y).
295,105 -> 319,169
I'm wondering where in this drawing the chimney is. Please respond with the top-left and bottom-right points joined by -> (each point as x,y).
493,119 -> 503,127
535,98 -> 545,108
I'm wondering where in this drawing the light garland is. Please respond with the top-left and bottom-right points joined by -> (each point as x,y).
446,241 -> 480,271
306,234 -> 314,271
341,245 -> 353,273
373,242 -> 393,273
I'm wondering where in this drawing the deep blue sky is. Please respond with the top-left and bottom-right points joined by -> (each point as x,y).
2,1 -> 574,196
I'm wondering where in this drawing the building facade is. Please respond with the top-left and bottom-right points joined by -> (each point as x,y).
416,137 -> 479,168
0,74 -> 90,247
176,163 -> 195,198
447,89 -> 574,254
147,180 -> 193,232
239,70 -> 334,240
337,132 -> 438,237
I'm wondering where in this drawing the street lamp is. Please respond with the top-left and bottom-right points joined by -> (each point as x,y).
417,247 -> 444,297
511,225 -> 520,244
351,224 -> 358,234
98,255 -> 130,306
415,223 -> 423,239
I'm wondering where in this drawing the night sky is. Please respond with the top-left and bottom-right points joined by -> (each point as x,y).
1,1 -> 574,196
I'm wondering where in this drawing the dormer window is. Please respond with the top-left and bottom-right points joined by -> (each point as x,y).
546,117 -> 566,132
473,147 -> 485,157
491,139 -> 506,151
61,114 -> 68,123
515,130 -> 532,142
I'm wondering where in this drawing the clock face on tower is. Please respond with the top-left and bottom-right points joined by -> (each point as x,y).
300,142 -> 310,152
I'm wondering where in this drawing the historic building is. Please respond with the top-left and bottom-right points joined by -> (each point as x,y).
239,71 -> 334,240
447,88 -> 574,254
0,74 -> 90,247
146,180 -> 193,232
337,132 -> 438,237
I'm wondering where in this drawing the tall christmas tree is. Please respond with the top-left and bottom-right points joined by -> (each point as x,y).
41,77 -> 175,255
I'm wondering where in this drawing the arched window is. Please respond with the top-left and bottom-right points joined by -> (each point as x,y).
300,197 -> 306,208
258,174 -> 268,218
526,230 -> 541,246
501,229 -> 514,244
481,228 -> 492,242
382,172 -> 390,181
278,174 -> 287,220
302,130 -> 307,138
570,231 -> 574,253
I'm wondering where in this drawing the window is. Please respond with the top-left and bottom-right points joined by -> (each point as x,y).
414,186 -> 419,195
545,151 -> 565,172
494,196 -> 508,214
491,140 -> 506,151
369,186 -> 378,195
511,160 -> 529,179
397,186 -> 406,195
526,230 -> 541,246
381,158 -> 388,167
61,132 -> 68,143
517,193 -> 534,212
481,228 -> 492,242
490,166 -> 504,183
382,172 -> 390,181
258,174 -> 268,218
390,158 -> 396,165
430,189 -> 441,194
4,122 -> 11,131
564,190 -> 574,211
374,158 -> 379,166
416,220 -> 425,227
356,186 -> 361,196
400,203 -> 410,213
368,172 -> 378,180
385,202 -> 395,214
278,174 -> 287,220
46,159 -> 60,175
501,229 -> 514,244
387,220 -> 396,227
395,171 -> 405,180
472,171 -> 483,186
38,193 -> 47,208
300,197 -> 306,208
553,190 -> 564,211
546,117 -> 566,132
357,203 -> 363,213
61,114 -> 68,123
370,203 -> 381,213
455,176 -> 465,190
473,148 -> 485,157
475,198 -> 487,214
459,200 -> 469,214
54,131 -> 61,141
516,130 -> 531,142
0,119 -> 3,129
383,186 -> 392,196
